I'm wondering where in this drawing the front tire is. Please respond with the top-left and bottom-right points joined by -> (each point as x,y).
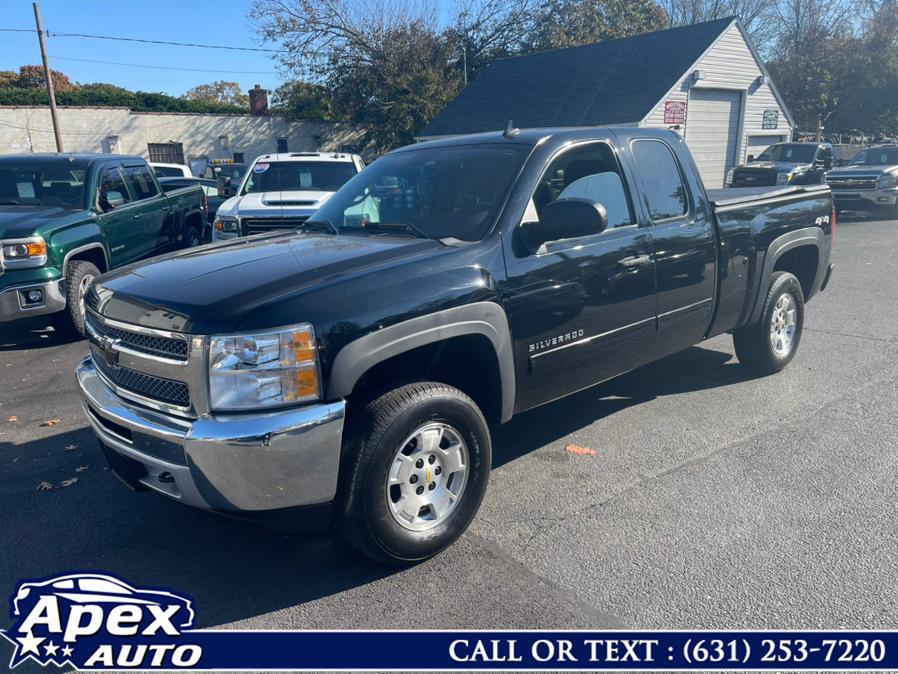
339,382 -> 491,565
56,259 -> 100,339
185,226 -> 202,248
734,271 -> 805,375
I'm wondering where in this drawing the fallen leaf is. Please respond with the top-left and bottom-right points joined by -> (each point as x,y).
43,419 -> 61,427
37,481 -> 53,491
64,444 -> 78,451
6,416 -> 18,422
75,465 -> 89,472
60,477 -> 78,487
565,443 -> 597,456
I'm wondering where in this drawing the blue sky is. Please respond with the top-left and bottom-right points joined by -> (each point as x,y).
1,1 -> 285,96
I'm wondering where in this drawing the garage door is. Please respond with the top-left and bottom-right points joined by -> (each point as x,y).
685,89 -> 742,188
746,134 -> 787,162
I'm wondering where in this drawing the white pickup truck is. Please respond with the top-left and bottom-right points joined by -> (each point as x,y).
212,152 -> 364,241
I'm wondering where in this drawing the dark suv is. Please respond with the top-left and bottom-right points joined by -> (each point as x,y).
728,142 -> 835,188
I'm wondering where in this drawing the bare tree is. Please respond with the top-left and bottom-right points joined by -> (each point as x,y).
448,0 -> 536,80
660,0 -> 778,50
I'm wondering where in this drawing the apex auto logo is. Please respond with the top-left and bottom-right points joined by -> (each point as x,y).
1,573 -> 201,669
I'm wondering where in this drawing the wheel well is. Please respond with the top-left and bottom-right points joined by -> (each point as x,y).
773,245 -> 818,298
348,335 -> 503,424
66,246 -> 107,273
186,212 -> 203,231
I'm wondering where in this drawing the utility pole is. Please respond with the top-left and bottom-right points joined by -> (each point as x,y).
33,2 -> 63,152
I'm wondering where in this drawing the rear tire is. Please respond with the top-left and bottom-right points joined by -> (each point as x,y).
734,271 -> 804,375
339,382 -> 491,565
56,259 -> 100,339
185,226 -> 201,248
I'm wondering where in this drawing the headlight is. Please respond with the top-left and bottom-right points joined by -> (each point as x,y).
208,323 -> 321,411
725,168 -> 735,186
877,173 -> 898,189
214,216 -> 239,233
776,172 -> 793,185
0,237 -> 47,269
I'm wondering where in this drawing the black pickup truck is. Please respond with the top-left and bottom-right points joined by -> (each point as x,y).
77,127 -> 835,564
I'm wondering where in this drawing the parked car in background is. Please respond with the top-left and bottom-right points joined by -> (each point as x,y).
727,142 -> 835,187
78,127 -> 834,564
825,144 -> 898,218
202,160 -> 249,198
150,162 -> 192,178
0,153 -> 206,336
158,176 -> 223,240
212,152 -> 364,241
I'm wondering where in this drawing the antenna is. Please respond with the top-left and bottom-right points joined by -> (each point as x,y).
503,120 -> 519,138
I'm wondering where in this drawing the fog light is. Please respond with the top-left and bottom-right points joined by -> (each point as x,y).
22,289 -> 43,305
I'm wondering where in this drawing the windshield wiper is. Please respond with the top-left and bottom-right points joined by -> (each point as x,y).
298,219 -> 339,235
362,222 -> 430,239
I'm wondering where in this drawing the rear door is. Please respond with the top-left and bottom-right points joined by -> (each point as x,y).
502,140 -> 656,411
628,137 -> 716,352
95,166 -> 142,267
124,164 -> 172,255
685,89 -> 742,188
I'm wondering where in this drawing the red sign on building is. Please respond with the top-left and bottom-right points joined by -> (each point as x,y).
664,100 -> 687,125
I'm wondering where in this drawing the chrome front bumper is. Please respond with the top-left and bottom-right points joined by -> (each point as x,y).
76,357 -> 346,513
0,278 -> 66,321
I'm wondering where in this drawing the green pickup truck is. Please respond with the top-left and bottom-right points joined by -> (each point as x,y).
0,153 -> 206,336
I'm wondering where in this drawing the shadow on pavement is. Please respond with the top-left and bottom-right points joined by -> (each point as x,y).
0,343 -> 752,636
0,316 -> 75,351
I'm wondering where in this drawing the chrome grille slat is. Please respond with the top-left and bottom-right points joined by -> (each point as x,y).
86,313 -> 188,360
244,217 -> 309,233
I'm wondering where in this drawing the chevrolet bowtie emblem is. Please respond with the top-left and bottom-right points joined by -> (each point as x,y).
99,335 -> 121,367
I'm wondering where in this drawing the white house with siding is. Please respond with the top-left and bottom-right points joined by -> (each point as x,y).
420,18 -> 794,188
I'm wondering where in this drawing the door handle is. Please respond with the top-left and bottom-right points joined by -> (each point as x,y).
617,254 -> 651,271
162,206 -> 171,211
133,214 -> 141,220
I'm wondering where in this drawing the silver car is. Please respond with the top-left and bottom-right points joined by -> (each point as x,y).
826,145 -> 898,218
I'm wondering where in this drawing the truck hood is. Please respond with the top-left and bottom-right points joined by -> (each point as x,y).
88,232 -> 444,334
737,161 -> 810,173
217,190 -> 335,218
0,205 -> 89,239
828,165 -> 897,177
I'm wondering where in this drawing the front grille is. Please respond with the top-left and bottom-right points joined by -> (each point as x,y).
733,170 -> 777,187
94,353 -> 190,407
826,176 -> 879,191
243,217 -> 309,233
87,313 -> 188,360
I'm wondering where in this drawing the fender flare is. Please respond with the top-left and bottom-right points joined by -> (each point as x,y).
748,226 -> 825,325
63,242 -> 109,273
326,301 -> 516,423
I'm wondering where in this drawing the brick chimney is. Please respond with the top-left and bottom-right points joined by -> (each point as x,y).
249,84 -> 268,116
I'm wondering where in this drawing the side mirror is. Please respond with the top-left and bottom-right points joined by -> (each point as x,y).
521,198 -> 608,249
103,191 -> 126,211
747,154 -> 755,162
823,159 -> 833,170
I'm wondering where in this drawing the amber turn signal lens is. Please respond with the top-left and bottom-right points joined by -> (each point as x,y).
294,368 -> 319,399
292,329 -> 315,363
26,241 -> 47,257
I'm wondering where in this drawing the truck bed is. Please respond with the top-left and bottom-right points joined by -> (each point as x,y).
707,184 -> 831,208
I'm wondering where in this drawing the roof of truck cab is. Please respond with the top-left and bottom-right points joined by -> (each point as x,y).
0,153 -> 143,164
252,152 -> 357,163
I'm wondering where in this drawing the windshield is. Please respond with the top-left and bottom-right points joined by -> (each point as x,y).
242,161 -> 357,195
849,148 -> 898,166
757,144 -> 817,163
0,162 -> 87,208
313,144 -> 530,242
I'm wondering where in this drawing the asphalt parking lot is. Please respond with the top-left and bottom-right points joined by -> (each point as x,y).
2,214 -> 897,653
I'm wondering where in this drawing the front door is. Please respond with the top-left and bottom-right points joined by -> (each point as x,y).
96,167 -> 142,267
502,141 -> 657,412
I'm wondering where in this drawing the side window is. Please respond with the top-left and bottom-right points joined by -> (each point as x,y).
529,142 -> 635,230
97,168 -> 131,211
631,140 -> 688,221
124,165 -> 159,200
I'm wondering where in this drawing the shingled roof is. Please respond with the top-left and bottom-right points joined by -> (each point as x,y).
420,17 -> 736,137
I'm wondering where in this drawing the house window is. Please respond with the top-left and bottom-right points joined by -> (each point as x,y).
147,142 -> 185,165
276,138 -> 289,153
233,152 -> 244,163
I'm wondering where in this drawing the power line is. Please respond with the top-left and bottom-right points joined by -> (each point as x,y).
50,55 -> 278,75
0,27 -> 284,52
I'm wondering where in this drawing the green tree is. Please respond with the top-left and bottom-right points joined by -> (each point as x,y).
184,81 -> 249,108
271,81 -> 337,120
526,0 -> 669,51
0,71 -> 18,88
